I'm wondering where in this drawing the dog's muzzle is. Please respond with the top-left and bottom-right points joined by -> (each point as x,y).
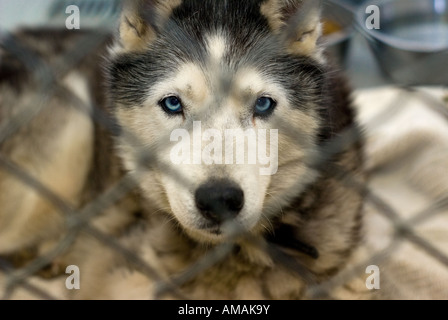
195,179 -> 245,225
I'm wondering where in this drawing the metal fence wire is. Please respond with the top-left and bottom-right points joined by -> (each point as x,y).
1,0 -> 448,300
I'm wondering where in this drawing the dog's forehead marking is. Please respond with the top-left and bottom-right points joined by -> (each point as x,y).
206,33 -> 227,64
147,62 -> 285,111
148,63 -> 209,104
234,68 -> 265,94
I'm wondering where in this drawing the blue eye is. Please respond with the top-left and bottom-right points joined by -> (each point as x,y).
161,96 -> 183,114
255,97 -> 276,116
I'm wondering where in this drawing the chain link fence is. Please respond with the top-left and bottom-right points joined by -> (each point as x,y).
1,0 -> 448,300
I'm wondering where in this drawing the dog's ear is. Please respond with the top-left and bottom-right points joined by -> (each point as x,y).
261,0 -> 322,57
118,0 -> 182,52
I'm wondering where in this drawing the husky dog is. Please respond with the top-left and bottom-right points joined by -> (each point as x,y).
75,0 -> 364,299
0,0 -> 365,299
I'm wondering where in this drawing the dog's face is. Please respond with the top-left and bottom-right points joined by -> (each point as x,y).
108,0 -> 327,243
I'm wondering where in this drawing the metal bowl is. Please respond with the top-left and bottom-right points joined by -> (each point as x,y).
357,0 -> 448,86
321,0 -> 356,68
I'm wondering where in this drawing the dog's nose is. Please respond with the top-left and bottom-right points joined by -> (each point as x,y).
195,179 -> 244,224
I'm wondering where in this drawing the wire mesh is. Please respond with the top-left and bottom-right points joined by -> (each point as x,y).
0,0 -> 447,300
